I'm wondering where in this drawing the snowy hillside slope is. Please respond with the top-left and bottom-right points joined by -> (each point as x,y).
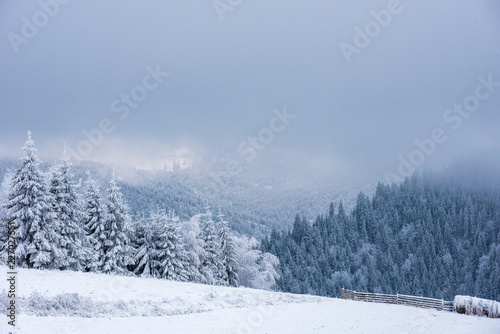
1,266 -> 499,334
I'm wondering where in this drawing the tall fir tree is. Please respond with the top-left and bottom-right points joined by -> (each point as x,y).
83,171 -> 106,272
4,132 -> 65,269
102,173 -> 135,275
199,208 -> 225,284
50,152 -> 95,271
133,214 -> 160,277
156,210 -> 190,281
177,214 -> 206,283
217,210 -> 239,287
0,170 -> 13,260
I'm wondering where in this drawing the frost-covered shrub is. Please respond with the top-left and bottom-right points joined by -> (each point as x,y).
234,236 -> 279,290
26,292 -> 98,317
454,295 -> 500,318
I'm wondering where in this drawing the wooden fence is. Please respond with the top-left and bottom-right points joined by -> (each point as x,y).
341,289 -> 454,312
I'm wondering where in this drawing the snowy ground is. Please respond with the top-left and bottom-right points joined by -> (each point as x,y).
1,266 -> 499,334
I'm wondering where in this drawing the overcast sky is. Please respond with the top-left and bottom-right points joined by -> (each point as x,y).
1,0 -> 499,183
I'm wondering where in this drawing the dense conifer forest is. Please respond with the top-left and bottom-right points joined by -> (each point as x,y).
262,169 -> 500,301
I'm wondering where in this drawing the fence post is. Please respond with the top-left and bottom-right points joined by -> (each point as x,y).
340,289 -> 453,312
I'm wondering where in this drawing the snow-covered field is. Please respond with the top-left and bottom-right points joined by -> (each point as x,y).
1,266 -> 499,334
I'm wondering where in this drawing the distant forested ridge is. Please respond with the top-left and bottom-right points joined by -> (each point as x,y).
0,156 -> 370,238
262,170 -> 500,301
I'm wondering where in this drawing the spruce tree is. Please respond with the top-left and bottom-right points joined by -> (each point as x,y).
83,171 -> 106,272
217,210 -> 239,287
102,173 -> 135,275
133,214 -> 160,277
5,132 -> 65,269
199,208 -> 225,284
157,210 -> 190,281
50,152 -> 95,271
0,170 -> 13,261
177,214 -> 205,283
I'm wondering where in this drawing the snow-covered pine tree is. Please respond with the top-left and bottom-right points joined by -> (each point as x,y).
199,208 -> 225,285
50,152 -> 95,271
4,132 -> 65,269
0,170 -> 13,262
83,171 -> 106,272
133,213 -> 161,278
177,214 -> 205,283
157,209 -> 190,281
0,170 -> 12,219
217,210 -> 239,287
102,173 -> 135,275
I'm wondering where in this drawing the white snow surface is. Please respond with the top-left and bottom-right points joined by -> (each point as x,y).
2,266 -> 499,334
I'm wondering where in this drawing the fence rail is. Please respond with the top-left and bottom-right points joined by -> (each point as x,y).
341,289 -> 454,312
